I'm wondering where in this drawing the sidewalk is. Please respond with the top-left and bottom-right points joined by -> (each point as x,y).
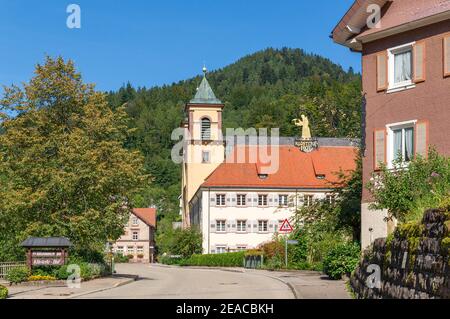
6,275 -> 138,299
254,269 -> 351,299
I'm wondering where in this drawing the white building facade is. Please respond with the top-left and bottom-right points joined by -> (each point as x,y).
190,188 -> 333,254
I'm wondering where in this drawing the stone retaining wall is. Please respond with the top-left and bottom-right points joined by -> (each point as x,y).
350,208 -> 449,299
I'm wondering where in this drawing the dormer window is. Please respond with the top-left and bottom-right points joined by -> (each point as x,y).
201,118 -> 211,140
316,174 -> 325,180
258,174 -> 268,179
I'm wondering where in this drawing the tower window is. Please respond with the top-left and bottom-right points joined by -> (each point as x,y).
201,118 -> 211,140
202,151 -> 210,163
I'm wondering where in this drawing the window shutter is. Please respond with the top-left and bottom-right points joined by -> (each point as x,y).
210,193 -> 216,207
373,129 -> 386,170
226,193 -> 232,207
413,41 -> 426,83
415,121 -> 428,158
444,35 -> 450,77
376,51 -> 388,91
230,220 -> 237,232
246,220 -> 252,232
210,222 -> 216,233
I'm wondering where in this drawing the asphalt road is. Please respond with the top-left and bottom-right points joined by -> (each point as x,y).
77,263 -> 295,299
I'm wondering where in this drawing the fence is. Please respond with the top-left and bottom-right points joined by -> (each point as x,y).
0,262 -> 27,279
243,255 -> 264,269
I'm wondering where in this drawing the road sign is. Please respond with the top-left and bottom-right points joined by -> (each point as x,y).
287,240 -> 298,245
279,219 -> 293,233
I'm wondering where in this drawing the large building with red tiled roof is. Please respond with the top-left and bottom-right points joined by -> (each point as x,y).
188,141 -> 358,254
112,208 -> 157,263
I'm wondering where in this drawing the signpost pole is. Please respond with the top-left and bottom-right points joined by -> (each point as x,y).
285,235 -> 288,268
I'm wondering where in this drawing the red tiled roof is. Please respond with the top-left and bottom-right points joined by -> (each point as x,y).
202,146 -> 358,189
132,208 -> 157,227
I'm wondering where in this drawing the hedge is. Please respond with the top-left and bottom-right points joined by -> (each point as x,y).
184,252 -> 245,267
0,285 -> 8,299
323,242 -> 360,280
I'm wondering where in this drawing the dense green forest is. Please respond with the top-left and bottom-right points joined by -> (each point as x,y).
106,47 -> 362,249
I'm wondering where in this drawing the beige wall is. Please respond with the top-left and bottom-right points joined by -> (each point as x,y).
361,203 -> 392,250
182,106 -> 225,227
113,215 -> 154,263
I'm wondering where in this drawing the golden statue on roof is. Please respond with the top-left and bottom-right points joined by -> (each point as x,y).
293,115 -> 311,139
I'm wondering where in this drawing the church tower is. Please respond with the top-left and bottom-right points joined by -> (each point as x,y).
181,67 -> 225,228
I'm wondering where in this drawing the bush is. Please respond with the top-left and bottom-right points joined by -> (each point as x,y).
323,243 -> 360,280
113,253 -> 130,263
0,285 -> 8,299
185,252 -> 245,267
159,255 -> 186,265
28,275 -> 56,281
368,149 -> 450,222
55,265 -> 70,280
6,267 -> 30,285
54,262 -> 109,281
169,228 -> 202,258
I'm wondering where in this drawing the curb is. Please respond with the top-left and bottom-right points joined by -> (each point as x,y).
67,276 -> 138,299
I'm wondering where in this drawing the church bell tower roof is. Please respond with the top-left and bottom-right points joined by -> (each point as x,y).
189,66 -> 222,105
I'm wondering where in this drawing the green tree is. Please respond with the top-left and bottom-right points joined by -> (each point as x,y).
0,56 -> 148,261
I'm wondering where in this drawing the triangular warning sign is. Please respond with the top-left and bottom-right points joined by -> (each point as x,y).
279,219 -> 293,233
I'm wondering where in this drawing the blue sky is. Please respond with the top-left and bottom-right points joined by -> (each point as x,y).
0,0 -> 359,92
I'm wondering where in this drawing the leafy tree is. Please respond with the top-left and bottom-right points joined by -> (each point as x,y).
0,56 -> 147,261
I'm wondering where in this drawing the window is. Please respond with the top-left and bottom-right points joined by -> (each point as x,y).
326,195 -> 336,205
237,194 -> 246,206
236,246 -> 247,252
258,195 -> 268,206
127,246 -> 134,255
237,220 -> 247,232
131,216 -> 139,226
304,195 -> 314,207
216,194 -> 226,206
201,118 -> 211,140
201,151 -> 210,163
116,246 -> 124,255
258,220 -> 268,232
392,126 -> 414,163
388,43 -> 414,91
279,195 -> 288,207
137,246 -> 144,254
216,246 -> 227,254
132,231 -> 139,241
216,220 -> 226,232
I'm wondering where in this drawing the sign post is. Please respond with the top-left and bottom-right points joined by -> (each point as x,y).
279,219 -> 293,268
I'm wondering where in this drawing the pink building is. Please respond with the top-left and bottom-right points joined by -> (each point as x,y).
113,208 -> 157,263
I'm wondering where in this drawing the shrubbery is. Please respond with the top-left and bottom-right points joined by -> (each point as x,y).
0,285 -> 8,299
323,243 -> 360,280
368,149 -> 450,222
159,255 -> 185,265
6,267 -> 30,285
28,275 -> 56,281
184,252 -> 245,267
113,253 -> 130,263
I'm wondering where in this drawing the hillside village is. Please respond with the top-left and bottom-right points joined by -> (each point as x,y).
0,0 -> 448,301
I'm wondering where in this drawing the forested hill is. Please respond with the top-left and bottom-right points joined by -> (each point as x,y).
106,47 -> 362,229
